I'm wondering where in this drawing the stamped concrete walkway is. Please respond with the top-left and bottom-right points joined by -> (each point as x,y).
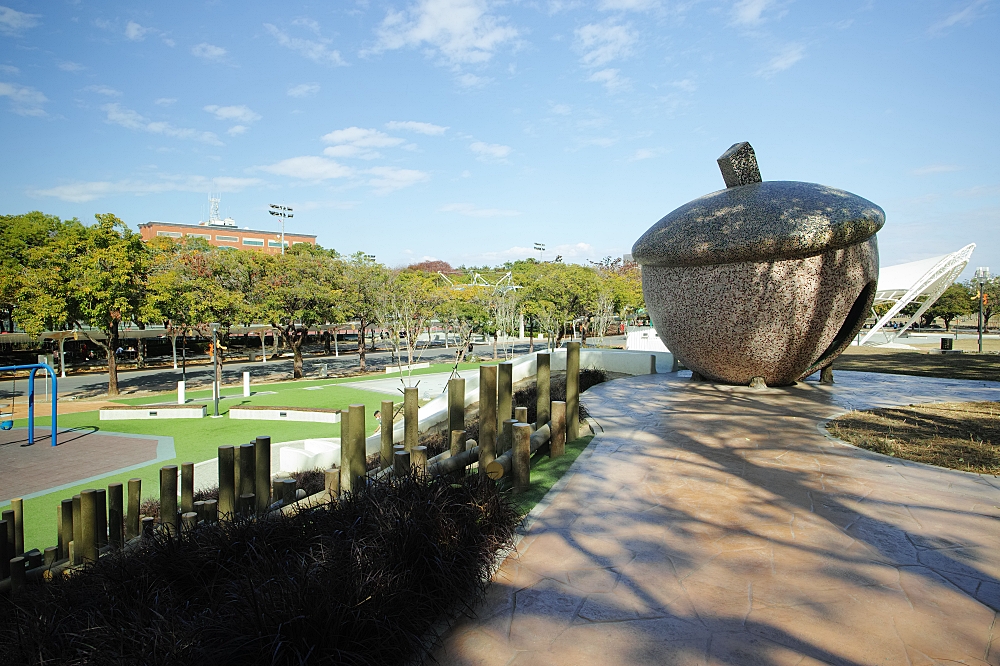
434,371 -> 1000,665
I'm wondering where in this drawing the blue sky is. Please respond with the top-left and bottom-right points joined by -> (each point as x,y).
1,1 -> 996,275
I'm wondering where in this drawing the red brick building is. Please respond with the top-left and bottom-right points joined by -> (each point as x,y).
137,220 -> 317,255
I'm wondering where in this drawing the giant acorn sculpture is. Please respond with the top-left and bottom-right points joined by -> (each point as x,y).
631,142 -> 884,386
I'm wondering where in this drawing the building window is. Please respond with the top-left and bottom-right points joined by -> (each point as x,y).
218,245 -> 237,250
186,233 -> 211,240
242,238 -> 264,247
268,240 -> 288,248
157,231 -> 183,238
215,235 -> 239,242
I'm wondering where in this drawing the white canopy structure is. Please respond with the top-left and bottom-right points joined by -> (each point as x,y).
859,243 -> 976,345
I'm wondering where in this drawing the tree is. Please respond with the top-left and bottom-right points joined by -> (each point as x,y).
967,276 -> 1000,332
925,283 -> 974,331
341,254 -> 388,371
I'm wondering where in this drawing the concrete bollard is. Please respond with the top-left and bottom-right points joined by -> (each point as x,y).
239,443 -> 256,501
108,482 -> 124,548
512,423 -> 532,493
448,378 -> 466,437
72,495 -> 82,564
181,512 -> 198,532
255,436 -> 271,512
380,399 -> 394,469
181,462 -> 195,514
240,493 -> 255,517
500,418 -> 517,455
497,362 -> 513,436
514,406 -> 528,426
394,450 -> 410,477
243,371 -> 251,397
342,405 -> 367,494
95,489 -> 108,548
126,478 -> 141,540
177,380 -> 185,405
325,468 -> 340,496
411,445 -> 428,473
404,387 -> 418,452
550,401 -> 567,458
159,465 -> 179,537
11,498 -> 24,556
536,353 -> 551,430
80,489 -> 99,563
218,445 -> 236,519
59,499 -> 73,560
479,364 -> 498,472
650,354 -> 657,374
566,341 -> 580,442
450,429 -> 466,458
0,520 -> 8,579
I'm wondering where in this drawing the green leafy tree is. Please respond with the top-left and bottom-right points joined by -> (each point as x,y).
925,283 -> 974,331
341,253 -> 389,371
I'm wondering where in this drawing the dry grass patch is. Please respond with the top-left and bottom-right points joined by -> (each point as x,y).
827,401 -> 1000,474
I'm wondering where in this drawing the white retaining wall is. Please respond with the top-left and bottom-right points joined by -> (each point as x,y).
100,405 -> 207,420
229,408 -> 341,423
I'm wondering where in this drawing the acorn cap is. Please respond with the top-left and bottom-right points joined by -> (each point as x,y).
632,142 -> 885,268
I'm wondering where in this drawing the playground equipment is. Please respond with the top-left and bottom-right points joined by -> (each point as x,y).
0,363 -> 59,446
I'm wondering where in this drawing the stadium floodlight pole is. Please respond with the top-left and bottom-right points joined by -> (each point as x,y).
268,204 -> 293,255
975,267 -> 990,354
534,242 -> 545,262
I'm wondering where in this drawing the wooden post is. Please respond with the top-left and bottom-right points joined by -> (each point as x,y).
95,489 -> 108,548
0,520 -> 8,579
141,516 -> 155,538
0,509 -> 12,563
11,497 -> 24,556
501,418 -> 516,455
325,468 -> 340,496
450,429 -> 466,458
193,500 -> 206,524
478,364 -> 497,473
342,405 -> 366,494
281,478 -> 296,505
180,462 -> 195,514
59,499 -> 73,560
181,512 -> 198,532
233,444 -> 243,500
393,450 -> 410,477
536,353 -> 550,428
255,435 -> 271,512
80,489 -> 99,563
566,341 -> 580,441
403,387 -> 418,452
9,556 -> 24,592
218,445 -> 235,519
240,493 -> 255,517
380,399 -> 394,469
239,443 -> 256,502
512,424 -> 531,493
497,362 -> 513,436
448,377 -> 465,437
43,546 -> 57,567
108,482 -> 124,548
514,406 -> 528,425
411,445 -> 428,473
126,478 -> 141,539
71,495 -> 82,564
159,465 -> 178,536
551,401 -> 567,458
204,499 -> 218,523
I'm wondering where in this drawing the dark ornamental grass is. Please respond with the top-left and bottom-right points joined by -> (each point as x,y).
0,473 -> 520,666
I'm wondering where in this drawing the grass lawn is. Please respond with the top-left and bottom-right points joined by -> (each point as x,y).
833,346 -> 1000,382
827,401 -> 1000,474
508,435 -> 595,516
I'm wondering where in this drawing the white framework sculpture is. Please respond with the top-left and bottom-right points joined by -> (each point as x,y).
860,243 -> 976,345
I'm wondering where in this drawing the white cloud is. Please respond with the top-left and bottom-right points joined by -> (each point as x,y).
672,78 -> 696,92
227,125 -> 248,135
162,38 -> 176,47
0,81 -> 47,116
58,61 -> 85,72
756,43 -> 804,78
154,97 -> 176,105
372,0 -> 520,65
386,120 -> 448,135
629,148 -> 655,161
31,174 -> 263,203
0,64 -> 18,75
588,68 -> 629,91
203,104 -> 261,124
259,156 -> 353,180
365,166 -> 430,194
191,43 -> 227,60
930,0 -> 989,33
323,126 -> 405,147
456,72 -> 490,87
550,103 -> 571,115
912,164 -> 961,176
103,103 -> 223,145
288,83 -> 320,97
323,145 -> 378,159
0,5 -> 39,36
731,0 -> 777,26
85,85 -> 121,96
440,202 -> 519,217
469,140 -> 511,161
599,0 -> 659,10
125,20 -> 149,41
575,21 -> 637,67
264,23 -> 345,66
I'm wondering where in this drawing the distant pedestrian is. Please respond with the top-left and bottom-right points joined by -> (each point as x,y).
373,409 -> 382,435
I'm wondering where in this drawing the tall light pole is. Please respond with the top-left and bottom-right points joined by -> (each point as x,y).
268,204 -> 293,254
211,323 -> 220,417
534,242 -> 545,262
975,266 -> 990,354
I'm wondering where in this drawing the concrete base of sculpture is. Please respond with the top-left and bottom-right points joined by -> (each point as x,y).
642,237 -> 878,386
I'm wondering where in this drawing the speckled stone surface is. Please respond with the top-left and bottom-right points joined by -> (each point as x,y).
632,143 -> 884,386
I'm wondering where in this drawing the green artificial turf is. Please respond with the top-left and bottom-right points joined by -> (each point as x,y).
509,434 -> 595,516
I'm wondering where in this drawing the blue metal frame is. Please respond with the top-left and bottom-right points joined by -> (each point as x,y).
0,363 -> 58,446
